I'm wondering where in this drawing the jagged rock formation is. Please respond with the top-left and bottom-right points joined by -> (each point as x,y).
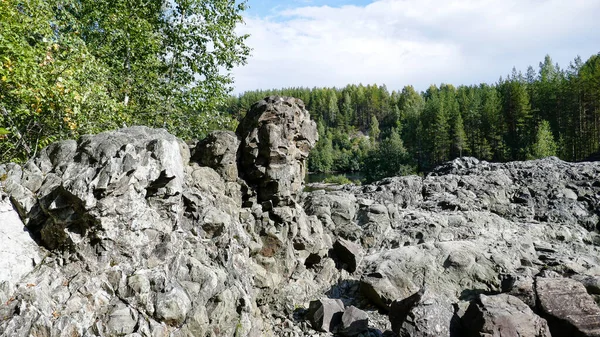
1,97 -> 600,337
237,96 -> 318,207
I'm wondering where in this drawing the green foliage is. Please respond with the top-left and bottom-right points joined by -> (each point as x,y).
323,175 -> 353,185
0,0 -> 249,162
232,52 -> 600,180
531,120 -> 558,158
363,129 -> 415,183
0,0 -> 122,161
369,116 -> 380,142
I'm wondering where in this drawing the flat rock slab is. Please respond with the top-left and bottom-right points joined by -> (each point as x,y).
536,277 -> 600,337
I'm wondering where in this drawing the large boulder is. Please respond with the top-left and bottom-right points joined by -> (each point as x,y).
332,238 -> 363,273
307,298 -> 345,332
536,277 -> 600,336
462,294 -> 551,337
236,96 -> 318,206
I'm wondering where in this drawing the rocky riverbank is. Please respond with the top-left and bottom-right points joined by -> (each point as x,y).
1,96 -> 600,336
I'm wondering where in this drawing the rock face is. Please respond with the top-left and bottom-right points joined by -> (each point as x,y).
192,130 -> 240,182
1,97 -> 600,336
237,96 -> 318,206
0,192 -> 42,302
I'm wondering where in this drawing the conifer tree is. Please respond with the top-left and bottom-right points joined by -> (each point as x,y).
531,120 -> 558,158
369,116 -> 381,142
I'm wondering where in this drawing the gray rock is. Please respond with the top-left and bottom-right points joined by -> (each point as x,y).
0,194 -> 42,287
307,298 -> 345,332
192,130 -> 240,182
536,277 -> 600,337
360,270 -> 418,311
333,238 -> 363,273
237,96 -> 318,206
388,289 -> 455,337
338,305 -> 369,336
462,293 -> 551,337
2,117 -> 600,337
155,286 -> 192,326
505,275 -> 536,308
105,302 -> 138,335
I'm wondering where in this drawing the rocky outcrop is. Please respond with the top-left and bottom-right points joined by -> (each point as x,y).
389,289 -> 456,337
1,97 -> 600,336
237,96 -> 318,207
192,130 -> 240,182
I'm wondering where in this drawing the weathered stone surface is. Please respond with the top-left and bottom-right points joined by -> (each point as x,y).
155,286 -> 192,326
536,277 -> 600,337
360,269 -> 419,312
307,298 -> 345,332
389,288 -> 455,337
333,238 -> 363,273
338,305 -> 368,336
0,194 -> 42,287
462,293 -> 551,337
192,130 -> 240,182
1,119 -> 600,337
105,302 -> 139,335
0,126 -> 262,337
237,96 -> 318,206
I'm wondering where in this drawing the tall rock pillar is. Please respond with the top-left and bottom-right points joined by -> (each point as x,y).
237,96 -> 318,207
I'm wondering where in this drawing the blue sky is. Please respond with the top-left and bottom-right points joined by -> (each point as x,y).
231,0 -> 600,94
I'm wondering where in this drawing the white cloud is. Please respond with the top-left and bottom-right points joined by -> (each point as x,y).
231,0 -> 600,94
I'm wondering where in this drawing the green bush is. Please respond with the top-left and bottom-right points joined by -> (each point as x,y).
323,175 -> 353,185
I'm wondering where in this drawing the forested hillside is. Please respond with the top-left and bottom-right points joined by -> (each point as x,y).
224,54 -> 600,181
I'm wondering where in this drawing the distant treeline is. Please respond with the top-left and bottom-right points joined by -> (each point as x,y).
224,54 -> 600,181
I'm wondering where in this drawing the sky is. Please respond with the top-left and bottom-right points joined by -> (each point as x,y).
231,0 -> 600,94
